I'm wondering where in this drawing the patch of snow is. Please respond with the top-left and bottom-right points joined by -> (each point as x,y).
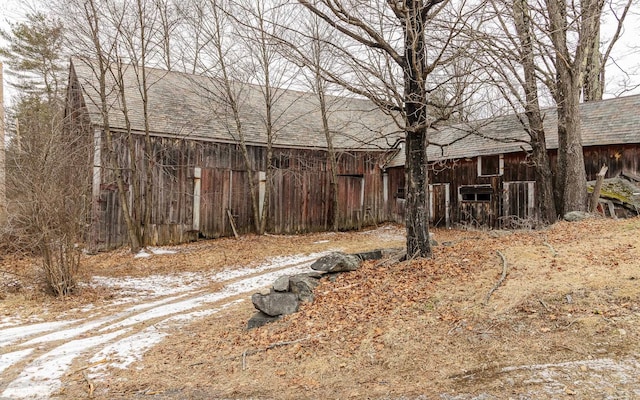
134,247 -> 178,259
313,240 -> 330,244
88,252 -> 331,302
147,247 -> 177,255
134,250 -> 151,258
89,300 -> 243,375
79,304 -> 96,313
501,357 -> 640,375
102,262 -> 314,332
0,349 -> 34,374
2,329 -> 130,399
213,252 -> 330,282
89,326 -> 167,373
0,320 -> 80,347
0,251 -> 326,399
0,317 -> 24,329
90,273 -> 207,298
21,317 -> 120,347
358,225 -> 405,242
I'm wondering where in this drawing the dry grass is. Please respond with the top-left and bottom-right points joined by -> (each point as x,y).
3,219 -> 640,399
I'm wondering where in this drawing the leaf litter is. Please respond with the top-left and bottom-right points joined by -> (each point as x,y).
1,221 -> 640,399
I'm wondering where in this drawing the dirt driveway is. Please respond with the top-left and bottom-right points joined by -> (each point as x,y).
0,226 -> 405,399
1,221 -> 640,399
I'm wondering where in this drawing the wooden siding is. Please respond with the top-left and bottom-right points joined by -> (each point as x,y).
90,132 -> 391,249
389,143 -> 640,228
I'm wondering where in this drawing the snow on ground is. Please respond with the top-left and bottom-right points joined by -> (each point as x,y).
3,330 -> 130,398
0,350 -> 33,374
0,320 -> 81,347
134,247 -> 178,259
87,251 -> 330,301
0,251 -> 331,399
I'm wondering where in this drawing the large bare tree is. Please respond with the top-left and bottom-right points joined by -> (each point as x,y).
472,0 -> 633,221
297,0 -> 474,257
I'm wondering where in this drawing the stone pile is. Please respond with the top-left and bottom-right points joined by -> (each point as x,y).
247,249 -> 388,329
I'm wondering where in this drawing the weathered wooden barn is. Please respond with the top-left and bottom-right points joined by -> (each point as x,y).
385,95 -> 640,227
64,58 -> 400,250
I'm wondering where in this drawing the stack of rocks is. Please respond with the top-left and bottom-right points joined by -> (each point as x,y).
247,249 -> 387,329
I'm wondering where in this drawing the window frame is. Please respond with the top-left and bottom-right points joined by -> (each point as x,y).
477,154 -> 504,177
459,184 -> 493,203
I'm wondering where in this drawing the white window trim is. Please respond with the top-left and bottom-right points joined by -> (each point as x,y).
477,154 -> 504,177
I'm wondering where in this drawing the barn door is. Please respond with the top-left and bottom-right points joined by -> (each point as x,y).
197,168 -> 231,237
458,185 -> 494,227
429,183 -> 450,227
503,181 -> 536,226
337,175 -> 364,229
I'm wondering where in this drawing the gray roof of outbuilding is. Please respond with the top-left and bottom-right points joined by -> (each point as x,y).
70,58 -> 402,151
387,94 -> 640,167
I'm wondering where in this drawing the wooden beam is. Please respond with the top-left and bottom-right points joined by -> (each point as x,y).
227,209 -> 239,239
589,165 -> 608,212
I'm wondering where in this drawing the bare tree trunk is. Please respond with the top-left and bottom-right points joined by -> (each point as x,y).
206,0 -> 262,234
84,0 -> 142,252
545,0 -> 594,214
404,1 -> 431,258
582,26 -> 603,101
135,0 -> 155,245
513,0 -> 557,223
554,78 -> 588,214
317,86 -> 339,231
115,59 -> 144,245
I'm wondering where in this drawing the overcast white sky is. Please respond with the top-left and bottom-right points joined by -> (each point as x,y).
1,0 -> 639,107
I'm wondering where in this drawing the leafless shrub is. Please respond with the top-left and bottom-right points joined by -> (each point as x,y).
4,96 -> 91,296
498,215 -> 539,230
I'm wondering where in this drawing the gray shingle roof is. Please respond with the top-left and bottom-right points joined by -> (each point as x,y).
387,94 -> 640,167
71,58 -> 402,151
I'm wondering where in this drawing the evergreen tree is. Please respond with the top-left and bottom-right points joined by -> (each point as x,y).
0,12 -> 65,102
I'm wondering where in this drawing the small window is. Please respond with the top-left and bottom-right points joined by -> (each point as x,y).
271,155 -> 290,169
459,185 -> 492,202
478,154 -> 504,176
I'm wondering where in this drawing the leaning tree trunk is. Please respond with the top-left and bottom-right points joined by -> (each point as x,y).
403,2 -> 431,258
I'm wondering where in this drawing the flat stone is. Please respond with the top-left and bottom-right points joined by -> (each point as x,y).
354,249 -> 383,261
246,311 -> 280,329
251,292 -> 299,317
310,252 -> 361,273
564,211 -> 593,222
272,275 -> 290,292
298,271 -> 325,278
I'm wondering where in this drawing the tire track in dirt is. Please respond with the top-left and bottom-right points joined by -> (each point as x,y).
0,251 -> 330,399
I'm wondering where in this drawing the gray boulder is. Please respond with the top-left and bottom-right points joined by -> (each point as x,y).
298,271 -> 325,279
272,275 -> 290,292
354,249 -> 383,261
564,211 -> 592,222
310,252 -> 361,273
290,274 -> 321,302
247,311 -> 280,329
251,292 -> 299,316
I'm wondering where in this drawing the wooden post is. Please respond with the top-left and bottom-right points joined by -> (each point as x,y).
589,165 -> 608,212
227,209 -> 239,239
192,167 -> 201,231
